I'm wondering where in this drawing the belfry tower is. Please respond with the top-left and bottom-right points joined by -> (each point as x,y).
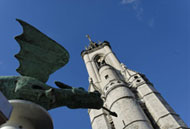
81,37 -> 188,129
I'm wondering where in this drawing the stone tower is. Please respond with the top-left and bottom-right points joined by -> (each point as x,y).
81,38 -> 188,129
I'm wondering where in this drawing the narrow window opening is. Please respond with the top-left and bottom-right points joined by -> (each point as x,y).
105,75 -> 109,79
122,120 -> 126,126
110,121 -> 116,129
107,114 -> 116,129
94,55 -> 106,69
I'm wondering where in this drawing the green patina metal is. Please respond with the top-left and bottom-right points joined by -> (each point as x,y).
0,76 -> 102,110
15,19 -> 69,83
0,19 -> 103,110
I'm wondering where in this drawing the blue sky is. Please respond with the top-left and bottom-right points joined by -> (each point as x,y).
0,0 -> 189,128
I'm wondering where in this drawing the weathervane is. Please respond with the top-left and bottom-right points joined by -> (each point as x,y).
85,34 -> 99,50
86,34 -> 92,43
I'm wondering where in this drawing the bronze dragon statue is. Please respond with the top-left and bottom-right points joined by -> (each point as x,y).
0,19 -> 103,110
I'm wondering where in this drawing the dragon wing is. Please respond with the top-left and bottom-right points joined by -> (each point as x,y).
15,19 -> 69,83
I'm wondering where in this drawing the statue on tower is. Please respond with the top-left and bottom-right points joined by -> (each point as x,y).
0,19 -> 103,110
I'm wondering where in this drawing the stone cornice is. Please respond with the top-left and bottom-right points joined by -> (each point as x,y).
81,41 -> 111,58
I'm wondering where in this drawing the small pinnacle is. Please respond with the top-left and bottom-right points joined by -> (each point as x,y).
86,34 -> 92,43
98,40 -> 102,44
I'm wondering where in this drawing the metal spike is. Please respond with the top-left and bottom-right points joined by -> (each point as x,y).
86,34 -> 92,42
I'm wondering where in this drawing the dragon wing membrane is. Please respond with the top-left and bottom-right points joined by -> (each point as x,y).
15,19 -> 69,83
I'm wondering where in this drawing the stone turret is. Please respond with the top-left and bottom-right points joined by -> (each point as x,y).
81,38 -> 153,129
81,37 -> 188,129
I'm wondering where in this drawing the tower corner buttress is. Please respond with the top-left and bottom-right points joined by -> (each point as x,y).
81,38 -> 188,129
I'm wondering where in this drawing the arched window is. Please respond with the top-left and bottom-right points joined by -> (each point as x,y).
94,55 -> 106,69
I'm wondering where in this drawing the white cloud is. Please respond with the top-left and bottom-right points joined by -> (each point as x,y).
121,0 -> 136,4
121,0 -> 144,20
121,0 -> 156,28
